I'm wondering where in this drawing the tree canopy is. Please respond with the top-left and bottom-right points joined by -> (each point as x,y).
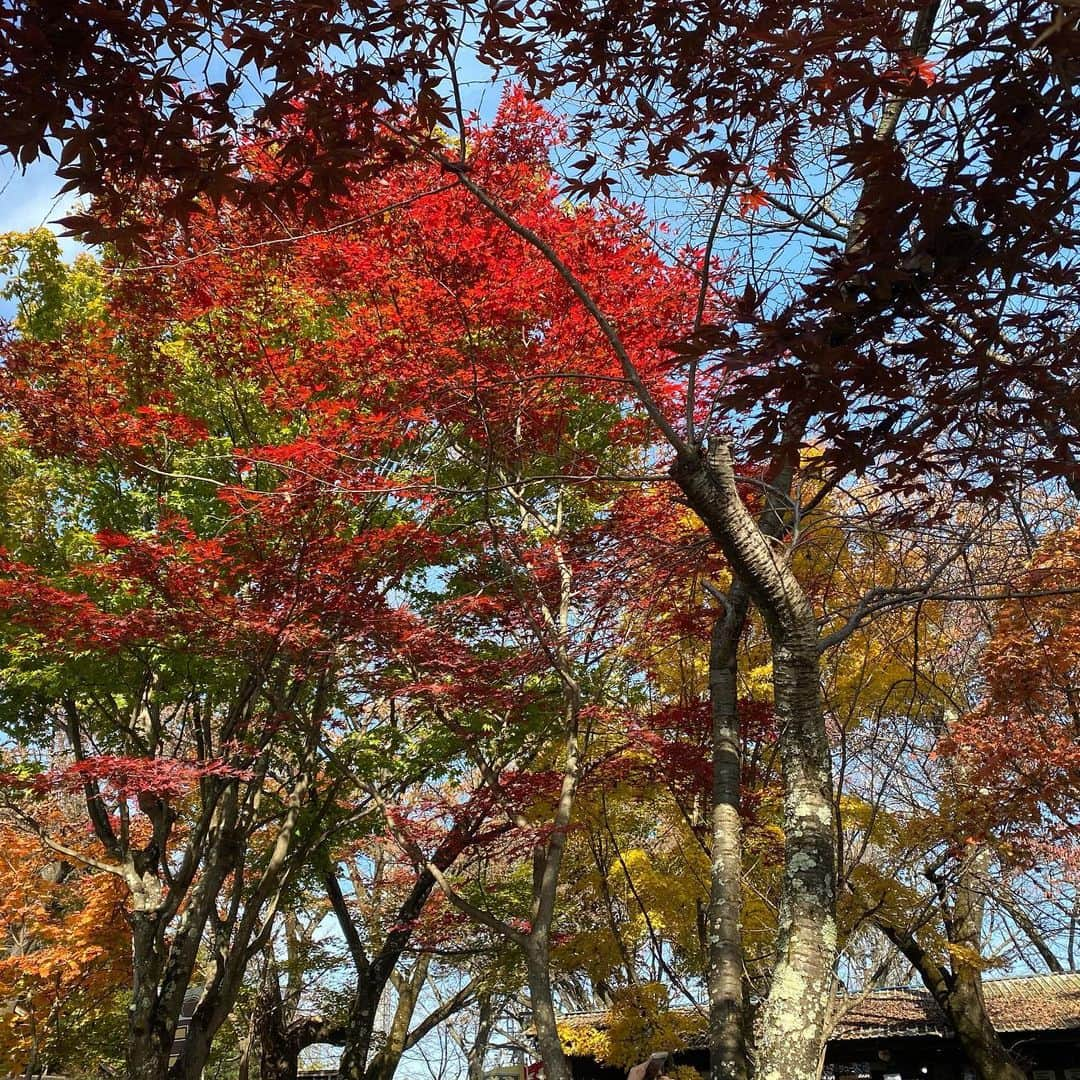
1,7 -> 1079,1080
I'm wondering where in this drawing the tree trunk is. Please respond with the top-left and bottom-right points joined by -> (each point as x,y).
519,713 -> 580,1080
944,971 -> 1026,1080
752,635 -> 837,1080
672,441 -> 837,1080
327,824 -> 469,1080
364,954 -> 432,1080
127,1018 -> 175,1079
467,992 -> 495,1080
941,857 -> 1026,1080
708,596 -> 750,1080
874,851 -> 1026,1080
524,938 -> 571,1080
256,970 -> 300,1080
336,983 -> 380,1080
881,925 -> 1028,1080
257,1037 -> 299,1080
127,913 -> 175,1080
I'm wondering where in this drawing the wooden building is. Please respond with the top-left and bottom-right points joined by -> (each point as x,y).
826,973 -> 1080,1079
561,973 -> 1080,1080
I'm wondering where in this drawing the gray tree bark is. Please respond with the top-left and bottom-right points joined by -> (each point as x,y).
364,954 -> 432,1080
525,935 -> 571,1080
466,992 -> 495,1080
673,441 -> 836,1080
707,592 -> 750,1080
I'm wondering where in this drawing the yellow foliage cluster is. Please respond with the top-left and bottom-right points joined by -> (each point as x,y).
669,1067 -> 705,1080
558,984 -> 706,1069
613,848 -> 708,960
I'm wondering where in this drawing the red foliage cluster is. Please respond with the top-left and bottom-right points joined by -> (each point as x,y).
47,756 -> 252,799
0,101 -> 706,991
1,338 -> 209,463
939,524 -> 1080,862
0,756 -> 250,800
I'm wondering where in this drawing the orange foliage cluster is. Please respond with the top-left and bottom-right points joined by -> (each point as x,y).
0,825 -> 130,1071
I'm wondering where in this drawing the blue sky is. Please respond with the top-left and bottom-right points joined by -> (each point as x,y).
0,158 -> 80,322
0,157 -> 80,248
0,57 -> 505,323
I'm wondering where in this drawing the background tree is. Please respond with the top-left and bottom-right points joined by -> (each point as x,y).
819,491 -> 1078,1080
0,822 -> 130,1077
0,212 -> 446,1079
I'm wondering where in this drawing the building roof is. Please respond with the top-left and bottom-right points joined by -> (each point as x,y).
832,972 -> 1080,1041
559,972 -> 1080,1049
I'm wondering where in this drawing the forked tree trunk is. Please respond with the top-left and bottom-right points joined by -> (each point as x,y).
673,441 -> 837,1080
879,921 -> 1027,1080
878,853 -> 1026,1080
364,953 -> 432,1080
327,822 -> 469,1080
121,721 -> 321,1080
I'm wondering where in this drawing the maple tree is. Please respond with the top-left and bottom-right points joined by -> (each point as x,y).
0,214 -> 451,1079
936,508 -> 1080,981
128,91 -> 693,1080
1,96 -> 699,1080
6,1 -> 1079,490
366,276 -> 693,1080
945,517 -> 1080,857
